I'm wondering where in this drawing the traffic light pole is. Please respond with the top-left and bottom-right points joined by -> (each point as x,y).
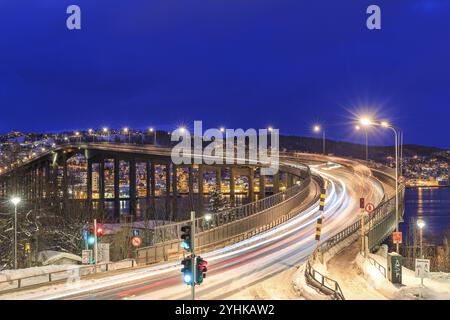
94,218 -> 98,269
190,211 -> 196,301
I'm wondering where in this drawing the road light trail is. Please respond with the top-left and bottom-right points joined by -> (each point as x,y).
1,159 -> 384,300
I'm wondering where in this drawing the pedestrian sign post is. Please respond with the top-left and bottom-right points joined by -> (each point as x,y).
415,259 -> 430,279
132,229 -> 140,237
415,258 -> 430,298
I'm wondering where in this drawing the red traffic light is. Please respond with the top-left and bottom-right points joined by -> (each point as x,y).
96,224 -> 104,237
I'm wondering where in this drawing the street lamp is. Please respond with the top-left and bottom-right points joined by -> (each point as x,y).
360,117 -> 401,253
417,218 -> 425,259
88,129 -> 95,142
123,127 -> 130,143
149,127 -> 156,146
10,197 -> 21,270
355,125 -> 369,161
102,127 -> 109,143
75,131 -> 81,143
313,125 -> 326,155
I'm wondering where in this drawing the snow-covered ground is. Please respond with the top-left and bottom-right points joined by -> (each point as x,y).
298,240 -> 450,300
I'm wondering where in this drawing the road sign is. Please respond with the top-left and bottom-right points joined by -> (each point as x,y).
82,250 -> 92,264
98,243 -> 110,263
365,203 -> 375,213
393,231 -> 402,244
359,198 -> 365,209
131,236 -> 142,247
132,228 -> 140,237
415,259 -> 430,278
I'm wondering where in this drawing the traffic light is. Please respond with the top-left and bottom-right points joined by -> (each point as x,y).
181,257 -> 193,285
96,224 -> 104,237
195,256 -> 208,285
180,225 -> 192,252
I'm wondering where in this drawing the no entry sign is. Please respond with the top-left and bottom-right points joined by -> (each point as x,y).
365,203 -> 375,213
131,236 -> 142,247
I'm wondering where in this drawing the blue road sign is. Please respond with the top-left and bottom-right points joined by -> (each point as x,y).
132,229 -> 140,237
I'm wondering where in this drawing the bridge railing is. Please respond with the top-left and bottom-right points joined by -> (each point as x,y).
136,166 -> 321,265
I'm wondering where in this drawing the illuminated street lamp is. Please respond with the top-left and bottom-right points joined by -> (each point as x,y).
102,127 -> 110,143
10,197 -> 21,269
148,127 -> 156,146
355,125 -> 369,161
75,131 -> 81,143
313,125 -> 326,155
88,128 -> 95,142
267,126 -> 273,133
219,127 -> 225,133
123,127 -> 131,143
417,218 -> 425,259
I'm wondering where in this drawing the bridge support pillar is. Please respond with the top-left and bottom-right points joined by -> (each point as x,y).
129,159 -> 137,217
248,167 -> 255,202
188,166 -> 195,212
99,157 -> 105,211
229,167 -> 235,207
165,163 -> 171,220
172,164 -> 178,220
198,165 -> 204,212
259,170 -> 266,199
150,163 -> 156,219
273,172 -> 280,194
114,157 -> 120,221
87,158 -> 93,208
62,152 -> 68,214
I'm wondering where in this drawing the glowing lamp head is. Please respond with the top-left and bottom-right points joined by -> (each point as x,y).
123,127 -> 129,133
355,125 -> 361,131
219,127 -> 225,133
88,129 -> 93,133
417,218 -> 425,229
360,118 -> 372,126
11,197 -> 21,206
313,125 -> 321,133
102,127 -> 108,133
204,213 -> 213,221
381,121 -> 389,128
75,131 -> 80,136
178,127 -> 186,133
148,127 -> 154,132
267,126 -> 273,132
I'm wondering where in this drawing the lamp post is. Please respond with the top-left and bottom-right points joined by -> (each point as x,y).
355,125 -> 369,161
88,129 -> 94,142
361,118 -> 401,253
313,125 -> 326,155
102,127 -> 109,143
417,218 -> 425,259
123,127 -> 130,143
149,127 -> 156,146
10,197 -> 21,270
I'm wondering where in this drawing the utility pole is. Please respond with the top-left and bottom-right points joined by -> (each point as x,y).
191,211 -> 196,301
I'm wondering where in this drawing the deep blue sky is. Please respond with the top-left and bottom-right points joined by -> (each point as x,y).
1,1 -> 449,148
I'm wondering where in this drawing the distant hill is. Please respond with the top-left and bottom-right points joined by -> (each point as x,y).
279,135 -> 444,161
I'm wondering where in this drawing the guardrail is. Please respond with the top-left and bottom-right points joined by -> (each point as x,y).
367,256 -> 387,278
305,260 -> 345,300
0,259 -> 135,293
